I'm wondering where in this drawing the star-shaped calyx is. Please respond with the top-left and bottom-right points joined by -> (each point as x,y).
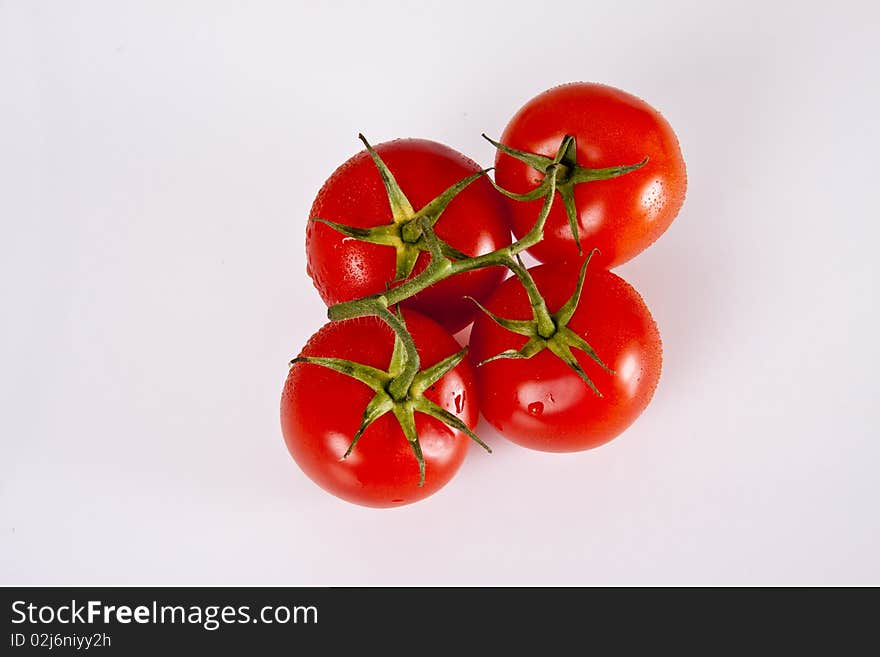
484,134 -> 648,255
290,311 -> 489,485
312,134 -> 490,281
468,250 -> 613,396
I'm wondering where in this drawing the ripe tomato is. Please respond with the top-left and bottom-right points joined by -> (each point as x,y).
468,262 -> 662,452
494,82 -> 686,268
281,310 -> 479,507
306,139 -> 512,334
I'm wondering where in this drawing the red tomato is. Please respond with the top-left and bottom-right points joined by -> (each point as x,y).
494,82 -> 686,268
306,139 -> 512,333
468,263 -> 662,452
281,311 -> 478,507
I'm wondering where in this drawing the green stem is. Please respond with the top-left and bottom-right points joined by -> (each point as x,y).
328,295 -> 387,322
506,258 -> 556,338
376,306 -> 420,401
510,165 -> 559,254
327,167 -> 561,333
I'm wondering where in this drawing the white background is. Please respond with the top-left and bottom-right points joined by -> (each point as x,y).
2,1 -> 878,586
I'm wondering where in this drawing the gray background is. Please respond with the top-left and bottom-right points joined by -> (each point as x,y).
2,0 -> 878,585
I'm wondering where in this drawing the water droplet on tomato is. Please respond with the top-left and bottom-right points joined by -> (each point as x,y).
453,393 -> 464,414
640,177 -> 665,222
527,401 -> 544,416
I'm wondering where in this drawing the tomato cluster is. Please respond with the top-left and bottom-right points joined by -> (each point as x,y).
281,82 -> 686,507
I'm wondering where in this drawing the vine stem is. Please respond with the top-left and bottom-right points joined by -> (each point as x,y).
505,257 -> 556,339
376,305 -> 420,401
327,166 -> 561,342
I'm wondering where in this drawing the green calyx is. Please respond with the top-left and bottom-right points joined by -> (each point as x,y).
312,134 -> 488,281
467,250 -> 613,397
291,310 -> 490,486
483,133 -> 648,255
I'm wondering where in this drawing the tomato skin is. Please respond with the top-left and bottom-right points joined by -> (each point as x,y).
281,311 -> 478,507
495,82 -> 686,268
306,139 -> 512,334
468,263 -> 662,452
